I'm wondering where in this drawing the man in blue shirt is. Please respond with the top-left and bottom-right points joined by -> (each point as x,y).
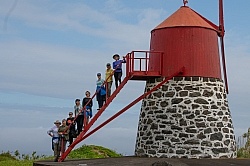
112,54 -> 126,88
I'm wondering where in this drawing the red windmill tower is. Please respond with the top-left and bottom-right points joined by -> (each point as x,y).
58,0 -> 235,161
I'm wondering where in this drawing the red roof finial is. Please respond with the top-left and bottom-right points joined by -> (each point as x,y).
183,0 -> 188,6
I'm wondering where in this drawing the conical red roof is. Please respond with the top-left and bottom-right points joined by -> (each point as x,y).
154,6 -> 217,31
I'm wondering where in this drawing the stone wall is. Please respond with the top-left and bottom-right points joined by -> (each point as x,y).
135,77 -> 236,158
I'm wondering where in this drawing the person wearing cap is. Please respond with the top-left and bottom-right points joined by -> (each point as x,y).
82,91 -> 93,124
47,120 -> 61,162
58,119 -> 69,158
74,99 -> 83,135
112,54 -> 126,88
96,73 -> 106,110
66,112 -> 76,145
105,63 -> 114,97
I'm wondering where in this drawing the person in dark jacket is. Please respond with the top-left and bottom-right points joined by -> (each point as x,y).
66,112 -> 76,145
82,91 -> 93,124
74,99 -> 83,135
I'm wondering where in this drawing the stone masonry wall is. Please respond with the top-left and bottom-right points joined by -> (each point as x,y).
135,77 -> 236,158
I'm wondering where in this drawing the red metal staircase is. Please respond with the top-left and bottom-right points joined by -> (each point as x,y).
58,51 -> 184,162
59,76 -> 131,161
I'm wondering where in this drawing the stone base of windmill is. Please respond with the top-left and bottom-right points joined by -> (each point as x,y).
135,77 -> 237,159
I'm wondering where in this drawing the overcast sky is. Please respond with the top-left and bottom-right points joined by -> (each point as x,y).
0,0 -> 250,156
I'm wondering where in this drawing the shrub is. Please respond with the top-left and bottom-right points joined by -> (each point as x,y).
237,148 -> 250,158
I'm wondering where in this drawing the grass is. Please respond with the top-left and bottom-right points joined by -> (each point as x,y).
68,144 -> 122,159
2,146 -> 250,166
0,152 -> 17,161
0,152 -> 32,166
0,145 -> 122,166
0,160 -> 33,166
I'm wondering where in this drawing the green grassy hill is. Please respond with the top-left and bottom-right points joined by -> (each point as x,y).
68,144 -> 122,159
0,152 -> 32,166
0,145 -> 122,166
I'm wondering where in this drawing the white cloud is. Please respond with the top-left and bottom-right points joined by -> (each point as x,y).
0,0 -> 166,49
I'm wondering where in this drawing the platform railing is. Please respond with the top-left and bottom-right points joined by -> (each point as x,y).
126,50 -> 163,77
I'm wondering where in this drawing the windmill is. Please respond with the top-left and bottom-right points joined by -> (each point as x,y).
135,0 -> 236,158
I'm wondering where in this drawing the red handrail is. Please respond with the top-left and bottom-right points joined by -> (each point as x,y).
59,76 -> 131,162
75,67 -> 185,144
60,58 -> 127,136
59,57 -> 128,162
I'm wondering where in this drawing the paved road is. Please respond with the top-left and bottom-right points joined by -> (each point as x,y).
34,157 -> 250,166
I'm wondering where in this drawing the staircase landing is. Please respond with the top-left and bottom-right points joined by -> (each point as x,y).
130,71 -> 161,80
